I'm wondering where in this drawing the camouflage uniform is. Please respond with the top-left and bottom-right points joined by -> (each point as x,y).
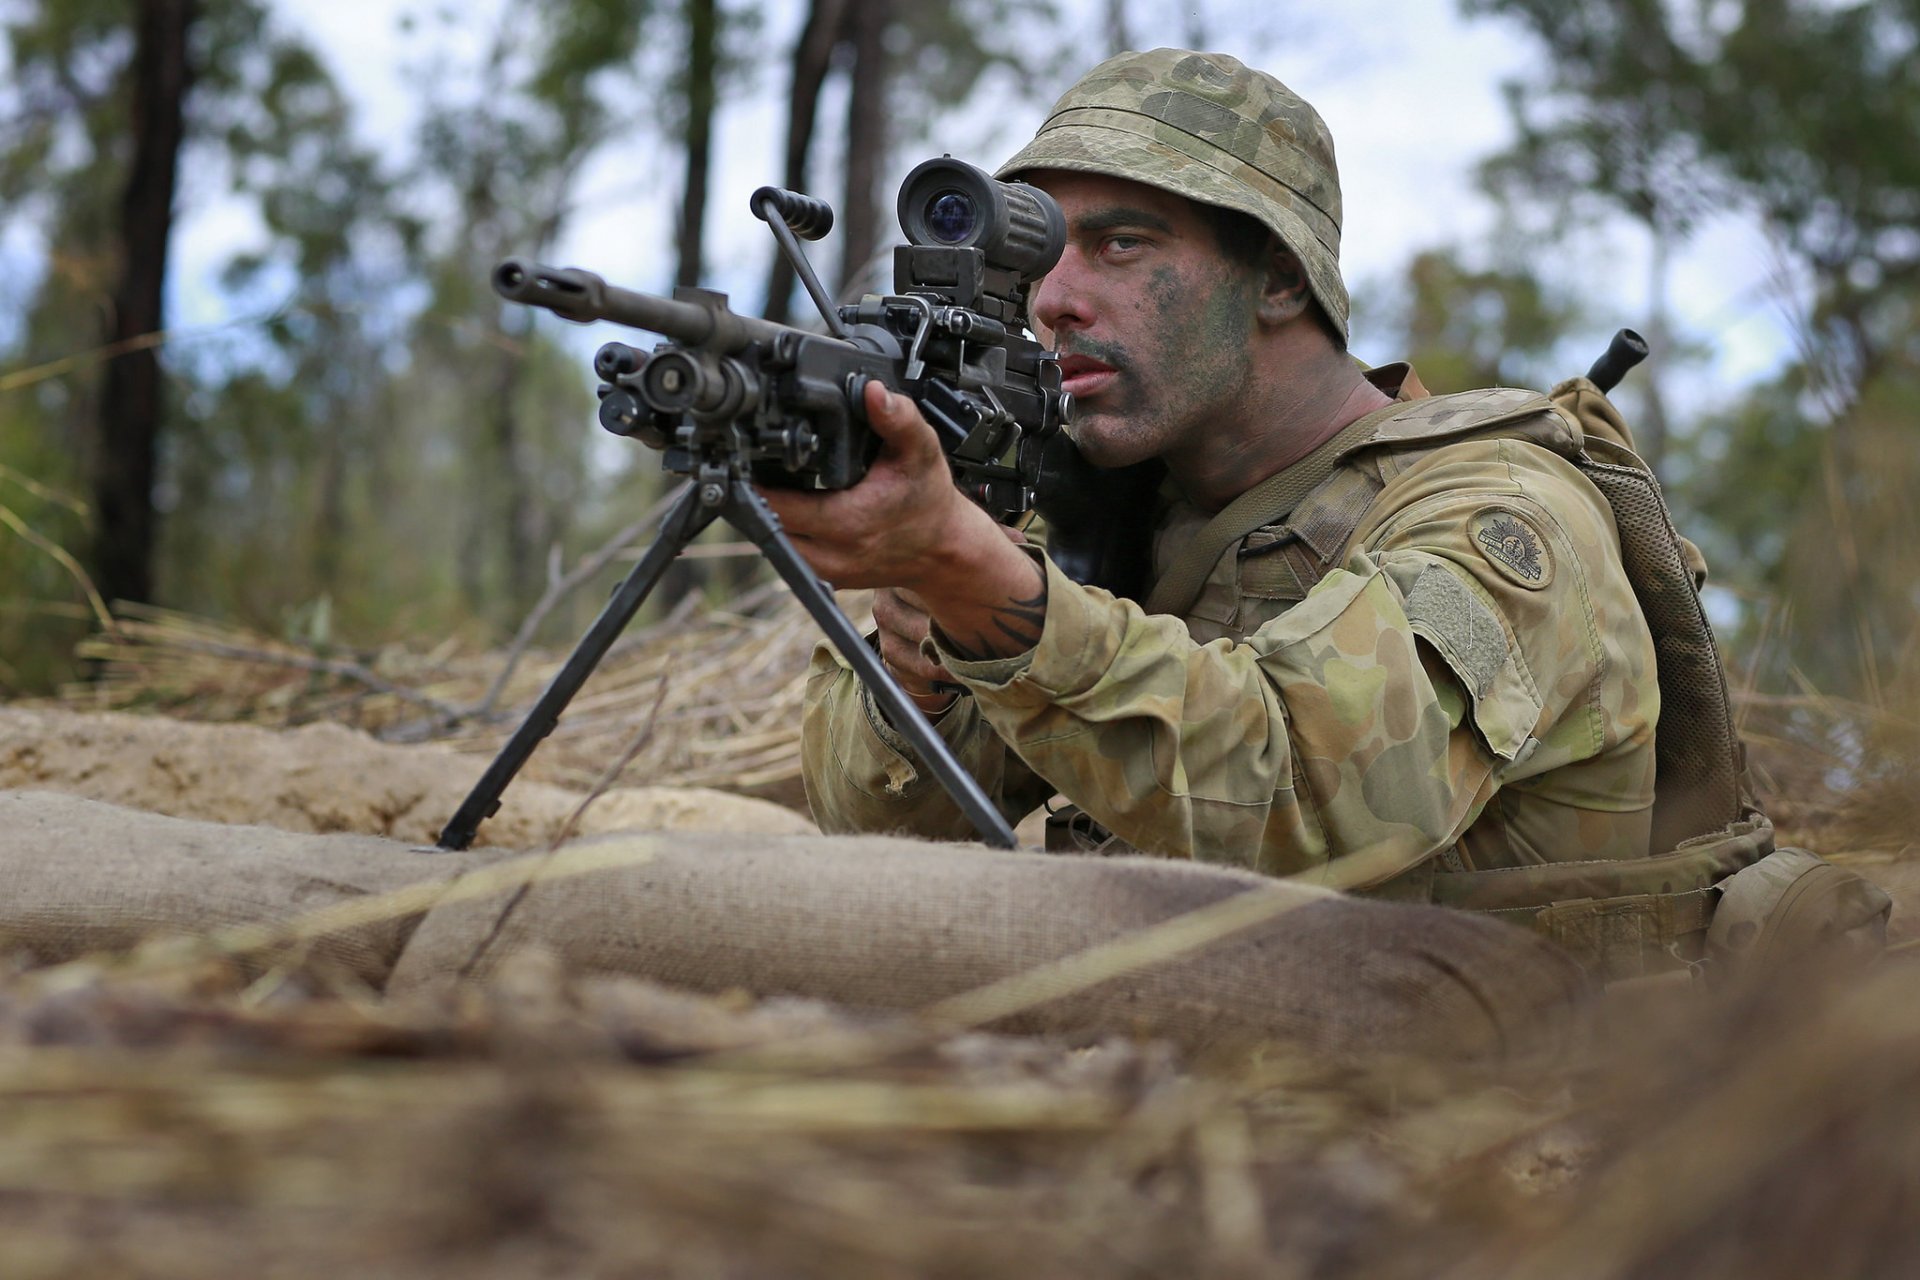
801,51 -> 1656,891
803,388 -> 1660,890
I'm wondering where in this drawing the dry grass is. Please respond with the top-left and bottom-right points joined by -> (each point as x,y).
59,582 -> 848,805
22,598 -> 1920,1277
1,927 -> 1914,1278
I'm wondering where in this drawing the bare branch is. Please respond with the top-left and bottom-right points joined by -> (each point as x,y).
473,482 -> 690,719
135,635 -> 470,723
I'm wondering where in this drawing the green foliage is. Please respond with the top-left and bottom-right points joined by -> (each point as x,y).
1677,348 -> 1920,695
1468,0 -> 1920,400
1468,0 -> 1920,696
0,0 -> 700,688
1368,247 -> 1587,394
0,0 -> 155,687
0,403 -> 94,692
398,0 -> 668,632
890,0 -> 1070,125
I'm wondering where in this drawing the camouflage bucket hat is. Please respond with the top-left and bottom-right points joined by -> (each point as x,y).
998,49 -> 1348,339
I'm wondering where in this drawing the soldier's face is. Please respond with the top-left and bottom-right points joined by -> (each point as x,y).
1027,171 -> 1261,471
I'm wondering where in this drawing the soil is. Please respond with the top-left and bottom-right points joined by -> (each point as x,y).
0,705 -> 816,850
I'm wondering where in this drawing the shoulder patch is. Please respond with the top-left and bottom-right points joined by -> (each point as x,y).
1403,564 -> 1508,699
1469,507 -> 1554,590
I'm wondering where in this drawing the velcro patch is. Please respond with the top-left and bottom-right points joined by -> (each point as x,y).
1404,564 -> 1508,699
1468,507 -> 1554,590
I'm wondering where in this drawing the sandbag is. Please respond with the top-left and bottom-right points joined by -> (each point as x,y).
392,830 -> 1592,1061
0,790 -> 485,985
0,791 -> 1591,1061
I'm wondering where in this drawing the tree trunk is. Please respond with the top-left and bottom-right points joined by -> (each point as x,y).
1105,0 -> 1131,54
839,0 -> 890,295
675,0 -> 718,289
93,0 -> 196,608
763,0 -> 849,323
1638,217 -> 1674,475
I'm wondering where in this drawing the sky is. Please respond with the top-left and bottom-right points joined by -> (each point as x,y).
157,0 -> 1801,411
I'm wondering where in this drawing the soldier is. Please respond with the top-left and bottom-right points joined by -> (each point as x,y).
760,49 -> 1816,968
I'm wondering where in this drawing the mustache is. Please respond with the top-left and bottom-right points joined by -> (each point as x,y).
1053,336 -> 1129,372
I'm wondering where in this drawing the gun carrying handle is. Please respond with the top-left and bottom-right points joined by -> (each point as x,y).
753,187 -> 849,339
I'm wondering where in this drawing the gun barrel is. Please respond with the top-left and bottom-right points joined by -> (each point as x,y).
493,258 -> 792,355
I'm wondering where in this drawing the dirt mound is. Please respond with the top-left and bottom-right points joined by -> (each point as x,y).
0,706 -> 814,849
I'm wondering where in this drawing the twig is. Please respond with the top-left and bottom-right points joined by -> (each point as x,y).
454,661 -> 674,982
0,501 -> 115,632
0,330 -> 170,394
0,297 -> 297,395
550,663 -> 674,852
104,634 -> 468,722
0,463 -> 89,515
472,483 -> 689,720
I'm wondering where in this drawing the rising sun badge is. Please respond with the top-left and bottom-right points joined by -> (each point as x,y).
1468,508 -> 1553,589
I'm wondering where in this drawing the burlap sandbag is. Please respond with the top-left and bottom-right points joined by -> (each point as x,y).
390,829 -> 1592,1061
0,790 -> 1589,1059
0,791 -> 486,984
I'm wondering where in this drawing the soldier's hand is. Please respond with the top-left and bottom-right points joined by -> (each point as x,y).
873,588 -> 959,715
758,380 -> 964,589
761,380 -> 1048,666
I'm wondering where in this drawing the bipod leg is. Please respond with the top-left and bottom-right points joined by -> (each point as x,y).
435,483 -> 716,850
720,476 -> 1017,849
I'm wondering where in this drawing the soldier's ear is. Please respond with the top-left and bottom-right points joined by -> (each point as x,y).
1256,244 -> 1312,327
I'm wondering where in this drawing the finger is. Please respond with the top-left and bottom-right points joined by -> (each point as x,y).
997,523 -> 1029,545
756,484 -> 849,556
862,379 -> 944,464
877,628 -> 950,694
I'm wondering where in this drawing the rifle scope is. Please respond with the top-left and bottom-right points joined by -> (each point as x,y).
897,157 -> 1066,283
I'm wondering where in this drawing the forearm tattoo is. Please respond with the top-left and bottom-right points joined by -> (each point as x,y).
940,582 -> 1049,663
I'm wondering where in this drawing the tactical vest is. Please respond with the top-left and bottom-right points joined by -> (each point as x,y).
1050,378 -> 1891,981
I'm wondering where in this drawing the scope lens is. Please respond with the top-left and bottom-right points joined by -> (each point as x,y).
925,191 -> 978,244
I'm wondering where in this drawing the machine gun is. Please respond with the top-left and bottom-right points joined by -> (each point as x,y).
435,159 -> 1074,852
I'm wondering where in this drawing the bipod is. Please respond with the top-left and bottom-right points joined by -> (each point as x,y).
434,471 -> 1017,851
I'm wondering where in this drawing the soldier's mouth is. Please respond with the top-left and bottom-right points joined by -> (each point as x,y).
1056,353 -> 1120,398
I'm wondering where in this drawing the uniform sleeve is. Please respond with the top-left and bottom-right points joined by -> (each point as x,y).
799,632 -> 1058,840
933,552 -> 1495,883
933,439 -> 1654,886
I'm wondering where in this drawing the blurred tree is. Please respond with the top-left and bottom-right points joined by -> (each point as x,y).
1466,0 -> 1721,471
159,29 -> 423,637
0,0 -> 374,683
1100,0 -> 1208,52
1468,0 -> 1920,411
1467,0 -> 1920,694
762,0 -> 849,326
1680,329 -> 1920,698
841,0 -> 891,282
404,0 -> 657,627
1381,247 -> 1585,394
675,0 -> 720,288
97,0 -> 193,611
0,0 -> 199,617
760,0 -> 1064,324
